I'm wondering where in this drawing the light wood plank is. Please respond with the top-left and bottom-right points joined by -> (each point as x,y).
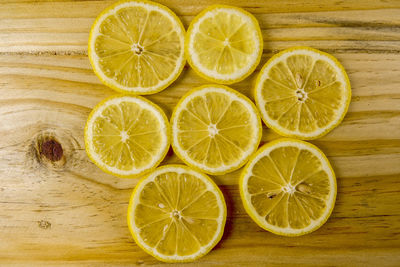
0,1 -> 400,53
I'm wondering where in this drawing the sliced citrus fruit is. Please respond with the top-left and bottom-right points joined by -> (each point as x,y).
88,0 -> 185,94
171,85 -> 262,175
84,95 -> 169,178
186,5 -> 263,84
254,46 -> 351,140
240,138 -> 336,236
127,165 -> 226,262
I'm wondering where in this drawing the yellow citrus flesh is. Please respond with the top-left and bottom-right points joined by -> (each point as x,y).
84,95 -> 169,178
88,0 -> 185,94
240,138 -> 336,236
171,85 -> 262,175
255,47 -> 351,140
128,165 -> 226,262
186,5 -> 263,84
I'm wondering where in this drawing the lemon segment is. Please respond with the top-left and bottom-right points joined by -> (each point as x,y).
255,47 -> 351,140
240,138 -> 336,236
89,0 -> 185,94
84,95 -> 169,178
128,165 -> 226,262
186,5 -> 263,84
171,85 -> 262,175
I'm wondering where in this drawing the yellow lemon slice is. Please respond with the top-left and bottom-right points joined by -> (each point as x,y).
127,165 -> 226,262
186,5 -> 263,84
240,138 -> 336,236
84,95 -> 169,178
88,0 -> 185,94
254,47 -> 351,140
171,85 -> 262,175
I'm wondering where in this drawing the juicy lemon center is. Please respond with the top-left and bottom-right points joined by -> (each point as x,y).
120,130 -> 129,142
222,38 -> 230,47
281,183 -> 296,194
171,210 -> 181,220
207,123 -> 219,137
274,181 -> 311,196
295,89 -> 308,102
131,43 -> 144,55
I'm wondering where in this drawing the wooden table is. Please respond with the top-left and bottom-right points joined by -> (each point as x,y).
1,0 -> 400,266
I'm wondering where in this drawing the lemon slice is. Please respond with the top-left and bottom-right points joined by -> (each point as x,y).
127,165 -> 226,262
84,95 -> 169,178
186,5 -> 263,84
171,85 -> 262,175
240,138 -> 336,236
88,0 -> 185,94
254,47 -> 351,140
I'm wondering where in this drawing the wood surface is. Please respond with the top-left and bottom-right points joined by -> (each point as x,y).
1,0 -> 400,266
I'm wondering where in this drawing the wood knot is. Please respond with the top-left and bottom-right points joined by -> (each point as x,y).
32,131 -> 66,168
41,139 -> 63,162
38,220 -> 51,229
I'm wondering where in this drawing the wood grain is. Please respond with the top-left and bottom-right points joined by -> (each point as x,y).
0,0 -> 400,266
